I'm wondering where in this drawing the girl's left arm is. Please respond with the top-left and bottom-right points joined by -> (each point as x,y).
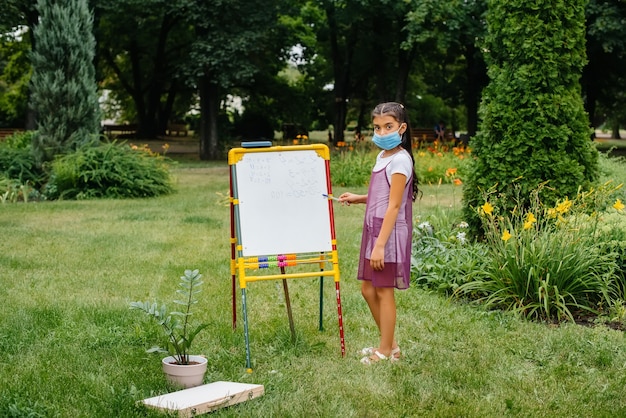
369,173 -> 406,271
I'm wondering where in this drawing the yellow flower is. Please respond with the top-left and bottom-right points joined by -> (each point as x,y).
555,198 -> 572,214
523,212 -> 536,230
501,230 -> 512,241
547,208 -> 557,219
614,199 -> 625,211
482,202 -> 494,216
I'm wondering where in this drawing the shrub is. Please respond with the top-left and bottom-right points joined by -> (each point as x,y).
462,0 -> 599,236
330,146 -> 377,187
46,142 -> 173,199
456,183 -> 623,322
0,131 -> 45,201
0,131 -> 42,186
415,143 -> 470,186
411,209 -> 489,295
330,142 -> 470,188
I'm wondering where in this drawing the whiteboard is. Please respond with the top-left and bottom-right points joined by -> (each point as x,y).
233,148 -> 333,256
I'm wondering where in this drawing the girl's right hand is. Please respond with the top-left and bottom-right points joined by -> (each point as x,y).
338,192 -> 353,206
338,192 -> 365,206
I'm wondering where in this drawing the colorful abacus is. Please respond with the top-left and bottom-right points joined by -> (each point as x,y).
245,254 -> 298,269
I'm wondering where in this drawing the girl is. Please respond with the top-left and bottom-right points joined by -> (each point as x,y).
339,102 -> 418,364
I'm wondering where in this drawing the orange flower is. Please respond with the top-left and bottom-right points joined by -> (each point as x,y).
453,178 -> 463,186
445,167 -> 457,177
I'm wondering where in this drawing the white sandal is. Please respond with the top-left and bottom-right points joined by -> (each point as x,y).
360,346 -> 401,359
360,350 -> 389,365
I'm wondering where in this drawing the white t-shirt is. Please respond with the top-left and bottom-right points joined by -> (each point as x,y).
373,149 -> 413,184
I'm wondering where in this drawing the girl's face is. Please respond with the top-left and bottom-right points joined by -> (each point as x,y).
372,115 -> 406,136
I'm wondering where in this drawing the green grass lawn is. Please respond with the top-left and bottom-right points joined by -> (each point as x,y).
1,161 -> 626,417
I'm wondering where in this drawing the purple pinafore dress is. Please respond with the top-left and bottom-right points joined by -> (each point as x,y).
357,154 -> 413,289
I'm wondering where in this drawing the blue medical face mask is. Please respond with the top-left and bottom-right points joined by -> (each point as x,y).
372,128 -> 403,150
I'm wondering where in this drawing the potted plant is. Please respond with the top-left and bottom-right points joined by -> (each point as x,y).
130,268 -> 210,388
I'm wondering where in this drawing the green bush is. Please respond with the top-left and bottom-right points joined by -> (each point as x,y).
0,131 -> 44,201
330,142 -> 470,188
463,0 -> 599,236
456,183 -> 622,322
0,145 -> 41,185
411,209 -> 489,295
415,143 -> 470,185
329,145 -> 377,187
46,142 -> 173,199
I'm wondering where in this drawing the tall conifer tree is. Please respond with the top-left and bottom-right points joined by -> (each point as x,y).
462,0 -> 599,234
30,0 -> 100,164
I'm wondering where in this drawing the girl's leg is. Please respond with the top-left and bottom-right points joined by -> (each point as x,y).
375,287 -> 396,357
361,280 -> 381,329
361,281 -> 398,357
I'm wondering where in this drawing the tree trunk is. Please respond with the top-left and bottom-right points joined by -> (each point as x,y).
611,122 -> 621,139
199,76 -> 219,160
325,4 -> 357,145
464,44 -> 485,138
395,47 -> 415,104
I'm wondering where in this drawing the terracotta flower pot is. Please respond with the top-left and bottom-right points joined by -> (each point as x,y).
161,355 -> 208,388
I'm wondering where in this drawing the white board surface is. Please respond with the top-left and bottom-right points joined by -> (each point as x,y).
234,149 -> 333,256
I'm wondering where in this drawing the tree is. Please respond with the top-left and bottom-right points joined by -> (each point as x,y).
405,0 -> 488,137
2,0 -> 40,130
463,0 -> 599,234
30,0 -> 100,164
95,0 -> 194,138
582,0 -> 626,135
185,0 -> 288,160
0,31 -> 30,128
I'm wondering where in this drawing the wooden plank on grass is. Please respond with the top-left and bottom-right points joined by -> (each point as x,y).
142,381 -> 264,416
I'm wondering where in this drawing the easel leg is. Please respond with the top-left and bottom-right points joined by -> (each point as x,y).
335,281 -> 346,357
281,278 -> 296,343
318,276 -> 324,331
232,275 -> 237,329
242,288 -> 252,371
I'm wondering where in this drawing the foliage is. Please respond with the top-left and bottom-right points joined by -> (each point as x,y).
329,144 -> 377,187
329,141 -> 470,188
0,31 -> 30,128
456,182 -> 624,322
0,177 -> 37,203
30,0 -> 101,164
584,0 -> 626,129
411,209 -> 489,295
463,0 -> 599,236
0,131 -> 42,188
415,142 -> 470,185
130,269 -> 209,365
46,142 -> 173,199
95,0 -> 197,137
